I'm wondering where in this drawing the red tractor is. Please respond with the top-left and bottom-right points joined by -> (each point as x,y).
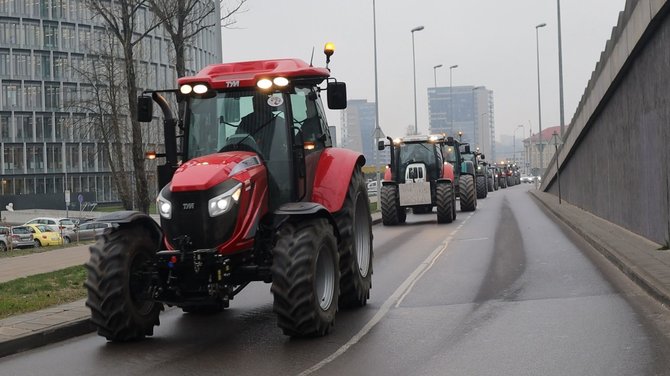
377,135 -> 457,225
85,46 -> 373,341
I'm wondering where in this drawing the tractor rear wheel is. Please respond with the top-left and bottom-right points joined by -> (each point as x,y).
436,182 -> 454,224
85,225 -> 162,341
487,177 -> 494,192
381,185 -> 402,225
459,174 -> 477,212
271,218 -> 340,337
476,175 -> 488,199
334,167 -> 373,308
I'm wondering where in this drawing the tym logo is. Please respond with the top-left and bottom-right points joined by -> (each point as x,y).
226,80 -> 240,88
182,203 -> 195,210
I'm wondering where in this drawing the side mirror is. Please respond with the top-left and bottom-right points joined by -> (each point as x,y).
480,154 -> 486,160
464,145 -> 471,154
377,140 -> 385,150
327,81 -> 347,110
137,96 -> 153,122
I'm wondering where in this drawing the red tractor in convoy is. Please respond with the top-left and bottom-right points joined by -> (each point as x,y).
85,46 -> 374,341
377,135 -> 457,225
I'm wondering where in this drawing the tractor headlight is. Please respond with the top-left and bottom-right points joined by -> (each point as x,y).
208,183 -> 242,217
158,191 -> 172,219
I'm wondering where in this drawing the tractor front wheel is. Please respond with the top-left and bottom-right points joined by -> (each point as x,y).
436,182 -> 455,224
476,175 -> 488,199
334,167 -> 373,308
271,218 -> 340,337
381,185 -> 402,226
85,225 -> 162,341
459,174 -> 477,212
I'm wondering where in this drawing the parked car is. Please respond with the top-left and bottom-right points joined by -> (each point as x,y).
24,217 -> 76,230
54,222 -> 112,243
25,224 -> 63,247
0,226 -> 10,251
520,175 -> 533,183
8,226 -> 38,249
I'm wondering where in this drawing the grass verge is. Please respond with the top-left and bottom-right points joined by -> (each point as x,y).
0,265 -> 87,320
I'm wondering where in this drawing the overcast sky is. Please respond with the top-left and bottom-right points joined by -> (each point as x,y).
221,0 -> 627,142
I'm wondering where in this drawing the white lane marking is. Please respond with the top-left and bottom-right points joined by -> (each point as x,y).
298,213 -> 474,376
457,237 -> 489,242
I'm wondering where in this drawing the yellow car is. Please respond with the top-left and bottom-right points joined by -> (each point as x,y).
26,224 -> 63,247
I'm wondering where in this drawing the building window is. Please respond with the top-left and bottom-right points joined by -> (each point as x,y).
24,82 -> 42,110
15,113 -> 33,142
24,21 -> 41,48
82,143 -> 95,171
0,18 -> 19,45
46,143 -> 62,172
66,143 -> 79,171
55,114 -> 68,141
27,144 -> 44,172
78,26 -> 91,50
3,144 -> 24,173
54,53 -> 68,80
63,83 -> 77,109
36,113 -> 53,141
12,52 -> 30,78
3,81 -> 21,109
1,112 -> 11,141
34,52 -> 52,79
45,83 -> 61,110
0,49 -> 8,76
43,22 -> 59,49
60,23 -> 75,50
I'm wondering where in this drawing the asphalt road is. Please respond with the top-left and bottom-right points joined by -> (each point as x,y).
2,184 -> 670,375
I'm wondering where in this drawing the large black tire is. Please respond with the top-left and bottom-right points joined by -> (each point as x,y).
271,218 -> 340,337
487,177 -> 494,192
500,177 -> 507,189
381,185 -> 402,226
459,174 -> 477,212
476,175 -> 488,199
507,176 -> 514,187
85,225 -> 162,341
334,167 -> 373,308
436,182 -> 454,224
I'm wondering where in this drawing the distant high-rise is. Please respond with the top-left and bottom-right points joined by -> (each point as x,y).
428,86 -> 495,161
341,99 -> 388,166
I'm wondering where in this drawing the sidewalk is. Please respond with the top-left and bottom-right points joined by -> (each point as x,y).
0,212 -> 384,358
530,190 -> 670,307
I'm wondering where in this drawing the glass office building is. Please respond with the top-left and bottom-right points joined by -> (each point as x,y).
0,0 -> 222,209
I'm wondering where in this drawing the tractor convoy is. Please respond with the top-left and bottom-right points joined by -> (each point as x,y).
85,45 -> 373,341
84,44 -> 523,343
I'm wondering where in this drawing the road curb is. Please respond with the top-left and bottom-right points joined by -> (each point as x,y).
529,190 -> 670,309
0,318 -> 94,359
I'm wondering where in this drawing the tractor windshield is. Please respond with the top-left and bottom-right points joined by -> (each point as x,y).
443,145 -> 457,164
186,90 -> 289,161
397,143 -> 441,182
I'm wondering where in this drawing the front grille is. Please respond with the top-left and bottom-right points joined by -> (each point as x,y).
161,181 -> 240,250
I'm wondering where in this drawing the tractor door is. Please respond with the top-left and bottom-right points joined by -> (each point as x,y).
289,87 -> 331,201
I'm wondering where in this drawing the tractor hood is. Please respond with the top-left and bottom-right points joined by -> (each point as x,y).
170,151 -> 261,192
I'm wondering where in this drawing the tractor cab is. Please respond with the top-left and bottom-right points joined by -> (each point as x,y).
381,135 -> 445,184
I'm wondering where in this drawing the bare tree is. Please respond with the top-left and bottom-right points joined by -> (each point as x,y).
85,0 -> 163,213
67,30 -> 135,209
148,0 -> 246,78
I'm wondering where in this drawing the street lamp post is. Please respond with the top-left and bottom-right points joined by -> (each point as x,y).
535,23 -> 547,175
373,0 -> 383,206
411,25 -> 424,135
449,64 -> 458,132
557,0 -> 566,137
433,64 -> 443,88
513,124 -> 524,165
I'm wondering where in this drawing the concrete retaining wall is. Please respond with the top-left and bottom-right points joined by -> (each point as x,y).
543,0 -> 670,245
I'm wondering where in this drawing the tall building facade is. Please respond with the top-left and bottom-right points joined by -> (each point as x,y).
341,99 -> 388,167
0,0 -> 222,209
428,85 -> 495,161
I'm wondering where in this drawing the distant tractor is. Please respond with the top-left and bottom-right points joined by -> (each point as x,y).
378,135 -> 457,225
442,137 -> 477,212
85,45 -> 374,341
461,147 -> 488,200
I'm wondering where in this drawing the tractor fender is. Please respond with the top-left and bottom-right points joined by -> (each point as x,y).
275,202 -> 340,241
383,166 -> 392,181
96,211 -> 163,247
311,148 -> 365,213
442,162 -> 455,181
